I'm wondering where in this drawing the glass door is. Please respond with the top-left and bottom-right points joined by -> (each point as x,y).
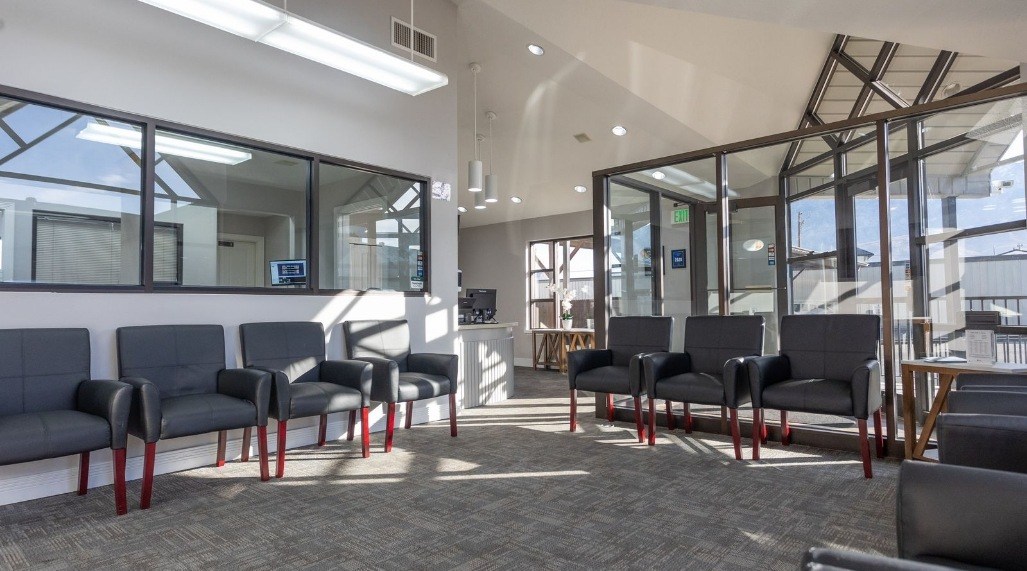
729,200 -> 780,351
609,183 -> 655,316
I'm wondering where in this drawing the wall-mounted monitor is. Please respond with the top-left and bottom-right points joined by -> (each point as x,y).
270,259 -> 307,286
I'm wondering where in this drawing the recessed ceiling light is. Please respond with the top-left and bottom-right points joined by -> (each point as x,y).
611,125 -> 627,136
574,185 -> 587,193
510,196 -> 523,203
457,206 -> 467,213
652,171 -> 665,180
527,44 -> 544,56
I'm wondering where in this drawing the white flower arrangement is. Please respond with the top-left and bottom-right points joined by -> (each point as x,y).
547,284 -> 577,320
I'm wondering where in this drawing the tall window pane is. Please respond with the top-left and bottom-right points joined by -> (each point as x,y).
0,97 -> 143,285
318,164 -> 424,292
152,129 -> 309,288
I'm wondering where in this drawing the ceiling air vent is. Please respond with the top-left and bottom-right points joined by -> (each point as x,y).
574,133 -> 592,143
392,17 -> 437,62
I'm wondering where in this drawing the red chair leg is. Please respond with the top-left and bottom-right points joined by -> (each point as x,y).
858,419 -> 872,479
760,409 -> 768,443
385,402 -> 396,452
752,408 -> 761,460
276,420 -> 287,478
361,407 -> 371,458
347,410 -> 356,441
317,414 -> 328,446
257,426 -> 270,482
241,427 -> 252,462
449,392 -> 458,437
647,397 -> 657,446
77,452 -> 89,495
405,401 -> 414,430
607,393 -> 615,421
665,400 -> 675,430
633,396 -> 645,443
140,442 -> 156,510
569,390 -> 577,432
874,408 -> 884,458
781,411 -> 791,445
683,403 -> 693,434
729,408 -> 742,461
216,430 -> 227,467
112,448 -> 127,516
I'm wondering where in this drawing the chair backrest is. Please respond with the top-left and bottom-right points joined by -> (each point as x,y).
240,321 -> 326,384
607,316 -> 674,366
779,314 -> 879,381
343,320 -> 411,372
117,324 -> 225,398
0,328 -> 90,416
683,315 -> 765,375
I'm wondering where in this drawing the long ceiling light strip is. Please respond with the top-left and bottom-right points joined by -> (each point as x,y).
77,123 -> 252,165
136,0 -> 448,96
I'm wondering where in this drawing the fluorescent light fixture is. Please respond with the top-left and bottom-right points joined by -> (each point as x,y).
457,206 -> 467,213
510,196 -> 522,204
77,123 -> 252,165
574,185 -> 587,193
136,0 -> 448,96
611,125 -> 627,136
527,44 -> 545,56
652,171 -> 665,180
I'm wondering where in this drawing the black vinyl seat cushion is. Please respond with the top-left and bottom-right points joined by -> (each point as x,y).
289,382 -> 364,419
656,372 -> 726,406
160,394 -> 257,440
0,410 -> 111,465
574,366 -> 631,394
397,373 -> 452,401
761,378 -> 853,416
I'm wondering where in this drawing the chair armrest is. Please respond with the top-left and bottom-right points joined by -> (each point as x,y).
746,355 -> 791,408
851,359 -> 882,419
217,368 -> 272,427
955,372 -> 1027,390
320,360 -> 374,406
77,379 -> 133,450
247,366 -> 291,421
897,461 -> 1027,569
567,349 -> 612,389
948,390 -> 1027,416
119,376 -> 161,444
723,357 -> 750,409
938,413 -> 1027,474
643,352 -> 692,397
801,547 -> 952,570
408,353 -> 458,388
350,357 -> 399,403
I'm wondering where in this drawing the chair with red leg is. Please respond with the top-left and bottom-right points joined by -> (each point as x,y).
240,321 -> 373,477
117,325 -> 272,509
567,316 -> 674,441
0,328 -> 132,516
642,315 -> 764,459
343,320 -> 459,452
747,314 -> 883,478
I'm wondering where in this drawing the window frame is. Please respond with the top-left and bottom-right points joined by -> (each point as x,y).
527,235 -> 593,331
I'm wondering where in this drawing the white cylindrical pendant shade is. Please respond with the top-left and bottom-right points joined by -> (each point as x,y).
474,190 -> 487,209
484,173 -> 498,202
468,160 -> 483,192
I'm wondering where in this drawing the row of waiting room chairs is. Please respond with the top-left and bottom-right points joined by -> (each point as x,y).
568,313 -> 885,478
0,320 -> 458,515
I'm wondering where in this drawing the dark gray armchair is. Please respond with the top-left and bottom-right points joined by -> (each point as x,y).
0,328 -> 132,516
240,321 -> 373,477
567,316 -> 673,442
117,324 -> 272,509
342,320 -> 458,453
747,314 -> 882,477
643,315 -> 764,459
936,373 -> 1027,474
801,461 -> 1027,570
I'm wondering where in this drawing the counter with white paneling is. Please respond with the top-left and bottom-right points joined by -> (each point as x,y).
458,322 -> 516,407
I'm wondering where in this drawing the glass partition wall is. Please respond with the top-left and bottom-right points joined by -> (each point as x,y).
593,83 -> 1027,455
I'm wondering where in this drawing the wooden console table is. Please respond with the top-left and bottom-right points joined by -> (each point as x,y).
531,329 -> 595,373
900,359 -> 1027,461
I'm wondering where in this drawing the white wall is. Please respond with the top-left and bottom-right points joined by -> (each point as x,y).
458,210 -> 593,364
0,0 -> 459,505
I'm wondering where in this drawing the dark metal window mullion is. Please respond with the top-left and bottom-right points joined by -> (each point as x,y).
141,121 -> 156,291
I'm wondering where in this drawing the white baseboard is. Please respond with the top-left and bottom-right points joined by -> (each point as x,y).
513,357 -> 533,368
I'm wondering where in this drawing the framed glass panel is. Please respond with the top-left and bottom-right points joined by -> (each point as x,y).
789,189 -> 837,255
609,183 -> 653,316
790,257 -> 839,313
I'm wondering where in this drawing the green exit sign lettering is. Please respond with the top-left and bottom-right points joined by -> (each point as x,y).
672,208 -> 689,225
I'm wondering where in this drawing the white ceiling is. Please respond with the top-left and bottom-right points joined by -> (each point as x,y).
452,0 -> 1027,228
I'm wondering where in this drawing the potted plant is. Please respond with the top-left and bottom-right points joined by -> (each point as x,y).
547,284 -> 577,329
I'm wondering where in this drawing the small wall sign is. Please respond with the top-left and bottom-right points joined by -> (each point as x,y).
671,249 -> 686,269
767,243 -> 776,266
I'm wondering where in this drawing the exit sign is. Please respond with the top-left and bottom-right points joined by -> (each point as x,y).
672,208 -> 689,224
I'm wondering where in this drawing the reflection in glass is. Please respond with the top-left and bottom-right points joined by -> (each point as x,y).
609,183 -> 653,316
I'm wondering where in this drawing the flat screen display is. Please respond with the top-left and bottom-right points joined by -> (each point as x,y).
269,259 -> 307,286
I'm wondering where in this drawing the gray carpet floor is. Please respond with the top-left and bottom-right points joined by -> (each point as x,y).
0,367 -> 898,570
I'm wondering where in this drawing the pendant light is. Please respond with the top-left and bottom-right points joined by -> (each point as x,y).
474,188 -> 487,209
467,63 -> 483,192
484,111 -> 498,203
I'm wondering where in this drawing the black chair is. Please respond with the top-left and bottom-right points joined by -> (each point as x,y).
801,461 -> 1027,570
117,324 -> 272,509
936,373 -> 1027,474
342,320 -> 458,452
643,315 -> 764,459
747,314 -> 882,478
567,316 -> 673,442
0,328 -> 132,515
240,321 -> 373,477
